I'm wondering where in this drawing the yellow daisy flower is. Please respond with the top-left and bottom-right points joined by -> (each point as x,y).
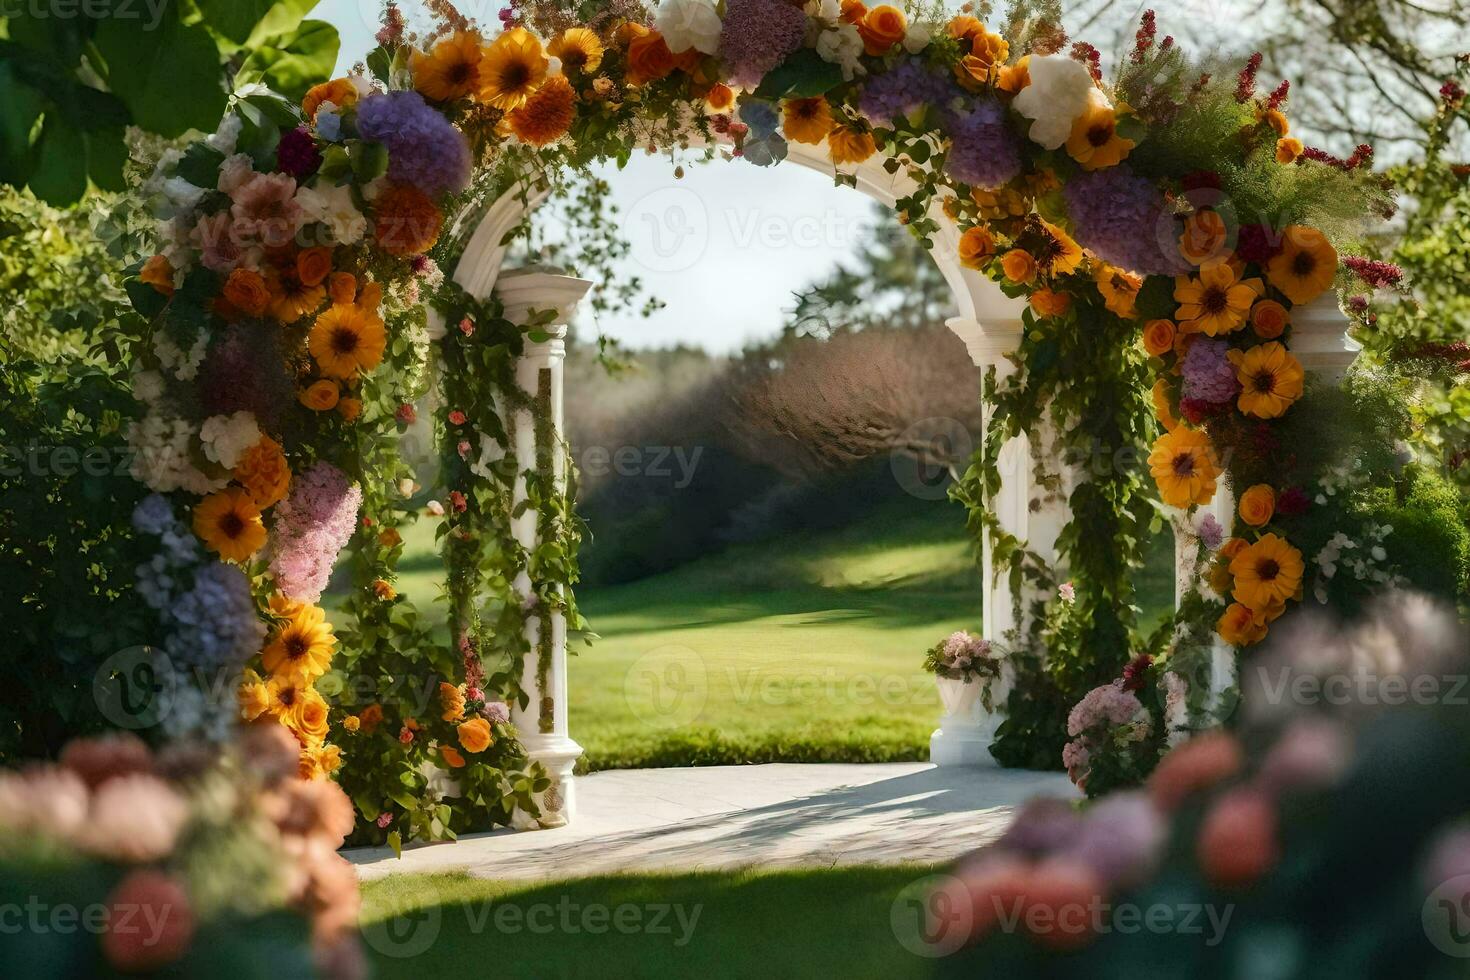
1147,427 -> 1220,508
1267,225 -> 1337,305
1229,533 -> 1304,613
261,605 -> 337,685
783,97 -> 835,145
411,31 -> 484,103
192,488 -> 267,563
478,28 -> 547,110
548,27 -> 604,75
308,303 -> 387,379
1174,262 -> 1258,336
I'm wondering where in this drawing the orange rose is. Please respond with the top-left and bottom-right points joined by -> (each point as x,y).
140,254 -> 174,296
457,717 -> 493,753
372,579 -> 397,601
995,56 -> 1031,94
1218,603 -> 1269,647
1179,210 -> 1229,267
958,226 -> 995,269
840,0 -> 867,24
303,78 -> 359,121
1143,319 -> 1177,357
1250,300 -> 1289,339
233,436 -> 291,509
705,83 -> 734,113
297,247 -> 333,287
337,397 -> 363,422
1029,288 -> 1071,318
300,379 -> 340,412
223,268 -> 272,317
440,745 -> 466,768
1219,537 -> 1250,561
329,272 -> 358,306
858,5 -> 906,56
1000,249 -> 1036,284
624,24 -> 675,86
359,704 -> 383,732
1238,484 -> 1277,527
1276,137 -> 1304,164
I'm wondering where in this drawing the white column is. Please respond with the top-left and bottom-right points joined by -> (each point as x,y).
496,269 -> 593,829
1169,293 -> 1359,737
934,311 -> 1071,765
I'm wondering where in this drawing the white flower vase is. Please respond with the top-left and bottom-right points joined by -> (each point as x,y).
930,662 -> 1011,767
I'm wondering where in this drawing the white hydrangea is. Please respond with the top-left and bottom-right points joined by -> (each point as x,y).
816,25 -> 866,81
128,412 -> 228,495
1011,54 -> 1097,149
1312,523 -> 1405,603
204,113 -> 243,155
656,0 -> 723,55
199,412 -> 261,470
297,181 -> 367,244
132,368 -> 165,405
154,329 -> 209,382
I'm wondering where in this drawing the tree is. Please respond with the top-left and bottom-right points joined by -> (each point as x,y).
0,0 -> 339,204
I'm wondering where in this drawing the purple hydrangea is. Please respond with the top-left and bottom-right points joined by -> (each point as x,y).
858,59 -> 958,129
356,91 -> 471,196
945,100 -> 1021,191
165,562 -> 266,668
1063,166 -> 1190,276
1181,337 -> 1241,405
199,325 -> 293,426
269,461 -> 363,603
719,0 -> 807,88
1195,512 -> 1226,551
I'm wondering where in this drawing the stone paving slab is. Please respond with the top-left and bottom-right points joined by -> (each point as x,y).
347,763 -> 1075,882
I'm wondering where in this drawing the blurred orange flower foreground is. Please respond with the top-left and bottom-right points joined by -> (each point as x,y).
0,728 -> 364,979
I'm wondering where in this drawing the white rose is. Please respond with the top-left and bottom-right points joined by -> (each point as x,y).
132,369 -> 165,404
656,0 -> 722,55
817,0 -> 841,21
295,181 -> 367,245
1011,54 -> 1096,150
902,24 -> 931,54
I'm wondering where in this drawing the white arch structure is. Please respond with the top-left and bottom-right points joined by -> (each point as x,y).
442,136 -> 1359,825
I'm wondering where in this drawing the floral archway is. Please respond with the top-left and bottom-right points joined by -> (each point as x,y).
123,0 -> 1428,847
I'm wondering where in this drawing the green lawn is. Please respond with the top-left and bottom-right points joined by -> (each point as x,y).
380,497 -> 1176,770
360,868 -> 940,979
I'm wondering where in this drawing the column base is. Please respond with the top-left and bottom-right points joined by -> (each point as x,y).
512,733 -> 584,831
929,722 -> 999,767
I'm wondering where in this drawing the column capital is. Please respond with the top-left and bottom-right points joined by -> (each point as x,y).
495,269 -> 595,329
947,316 -> 1024,370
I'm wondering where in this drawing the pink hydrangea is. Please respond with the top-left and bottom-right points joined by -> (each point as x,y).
1067,681 -> 1147,738
192,211 -> 244,273
269,461 -> 362,603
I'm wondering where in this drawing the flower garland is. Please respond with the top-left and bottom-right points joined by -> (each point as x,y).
123,0 -> 1420,836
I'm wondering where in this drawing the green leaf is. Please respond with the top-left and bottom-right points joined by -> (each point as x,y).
94,5 -> 228,137
1136,275 -> 1177,320
196,0 -> 280,45
28,115 -> 87,205
236,20 -> 340,102
350,140 -> 389,183
176,141 -> 226,188
752,49 -> 845,100
242,0 -> 323,49
387,830 -> 402,857
0,64 -> 43,185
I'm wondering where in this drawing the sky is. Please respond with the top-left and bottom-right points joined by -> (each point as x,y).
316,0 -> 876,355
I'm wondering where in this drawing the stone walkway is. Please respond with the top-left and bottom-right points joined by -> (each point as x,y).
347,763 -> 1074,882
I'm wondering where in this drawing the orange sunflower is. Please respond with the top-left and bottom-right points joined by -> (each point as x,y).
1218,603 -> 1269,647
1034,220 -> 1084,277
828,125 -> 877,166
548,27 -> 604,75
412,31 -> 484,102
478,28 -> 547,110
1267,225 -> 1337,305
1095,264 -> 1143,318
505,74 -> 577,146
1066,93 -> 1134,171
1174,262 -> 1259,336
268,268 -> 327,325
309,303 -> 387,379
1229,534 -> 1304,613
1231,342 -> 1305,418
783,97 -> 834,145
192,488 -> 267,563
1148,428 -> 1220,508
262,604 -> 336,685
